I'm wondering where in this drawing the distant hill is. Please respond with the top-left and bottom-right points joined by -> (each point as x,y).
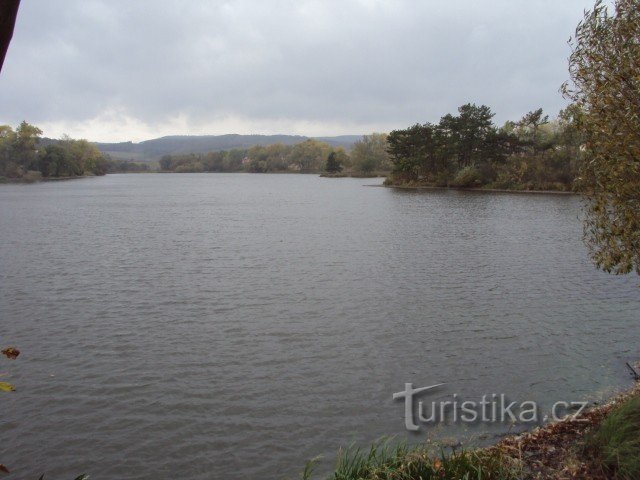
90,134 -> 363,162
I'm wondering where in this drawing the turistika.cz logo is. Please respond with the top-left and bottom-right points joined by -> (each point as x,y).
392,383 -> 588,432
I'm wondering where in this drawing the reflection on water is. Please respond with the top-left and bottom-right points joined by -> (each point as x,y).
0,174 -> 638,479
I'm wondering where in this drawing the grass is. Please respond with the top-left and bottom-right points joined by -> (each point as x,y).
300,383 -> 640,480
302,439 -> 519,480
583,397 -> 640,480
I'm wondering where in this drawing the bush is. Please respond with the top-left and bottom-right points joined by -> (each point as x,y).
434,171 -> 451,187
174,162 -> 204,173
22,170 -> 43,183
583,397 -> 640,479
451,166 -> 482,188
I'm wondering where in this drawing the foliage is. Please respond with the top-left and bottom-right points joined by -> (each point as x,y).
158,139 -> 345,174
301,456 -> 322,480
104,159 -> 150,173
311,439 -> 517,480
439,104 -> 500,168
386,104 -> 579,191
0,122 -> 108,180
21,170 -> 42,183
350,133 -> 391,174
562,0 -> 640,274
289,139 -> 334,173
514,108 -> 549,149
583,397 -> 640,479
325,151 -> 343,173
160,149 -> 247,172
387,122 -> 443,181
451,166 -> 482,188
246,143 -> 291,172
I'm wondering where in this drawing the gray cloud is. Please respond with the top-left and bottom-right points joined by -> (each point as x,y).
0,0 -> 597,141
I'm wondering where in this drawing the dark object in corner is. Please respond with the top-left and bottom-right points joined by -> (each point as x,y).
626,362 -> 640,381
0,0 -> 21,73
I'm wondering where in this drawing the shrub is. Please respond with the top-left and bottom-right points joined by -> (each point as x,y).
451,166 -> 482,188
174,162 -> 204,173
583,397 -> 640,479
22,170 -> 43,183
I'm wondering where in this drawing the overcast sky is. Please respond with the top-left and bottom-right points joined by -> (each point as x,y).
0,0 -> 599,142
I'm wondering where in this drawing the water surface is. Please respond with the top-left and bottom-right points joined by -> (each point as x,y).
1,174 -> 638,479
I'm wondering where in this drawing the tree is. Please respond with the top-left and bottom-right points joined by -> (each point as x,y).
0,125 -> 16,171
264,143 -> 292,171
68,139 -> 104,174
516,108 -> 550,150
562,0 -> 640,274
325,151 -> 343,173
289,139 -> 332,173
159,155 -> 173,171
247,145 -> 270,172
40,144 -> 71,177
0,122 -> 42,177
439,104 -> 495,168
387,123 -> 441,178
245,143 -> 294,173
14,121 -> 42,169
351,133 -> 391,174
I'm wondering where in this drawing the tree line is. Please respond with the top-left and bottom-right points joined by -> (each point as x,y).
0,121 -> 155,181
158,135 -> 392,176
384,104 -> 583,191
0,121 -> 111,181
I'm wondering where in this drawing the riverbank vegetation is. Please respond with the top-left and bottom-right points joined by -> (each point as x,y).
0,122 -> 109,181
0,122 -> 156,182
383,104 -> 582,192
305,381 -> 640,480
104,159 -> 150,173
562,0 -> 640,274
314,441 -> 515,480
158,135 -> 392,177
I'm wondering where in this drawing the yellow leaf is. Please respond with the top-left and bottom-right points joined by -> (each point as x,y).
0,382 -> 15,392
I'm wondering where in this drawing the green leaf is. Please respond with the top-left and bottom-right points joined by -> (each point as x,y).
73,475 -> 89,480
0,382 -> 15,392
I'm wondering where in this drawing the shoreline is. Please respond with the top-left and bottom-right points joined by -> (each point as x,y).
374,183 -> 578,195
488,377 -> 640,478
315,365 -> 640,479
0,175 -> 99,184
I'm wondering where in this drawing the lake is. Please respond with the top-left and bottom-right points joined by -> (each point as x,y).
1,173 -> 638,479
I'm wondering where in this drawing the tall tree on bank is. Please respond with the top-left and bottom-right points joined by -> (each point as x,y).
350,133 -> 391,174
562,0 -> 640,274
516,108 -> 550,151
325,151 -> 343,174
439,103 -> 496,168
